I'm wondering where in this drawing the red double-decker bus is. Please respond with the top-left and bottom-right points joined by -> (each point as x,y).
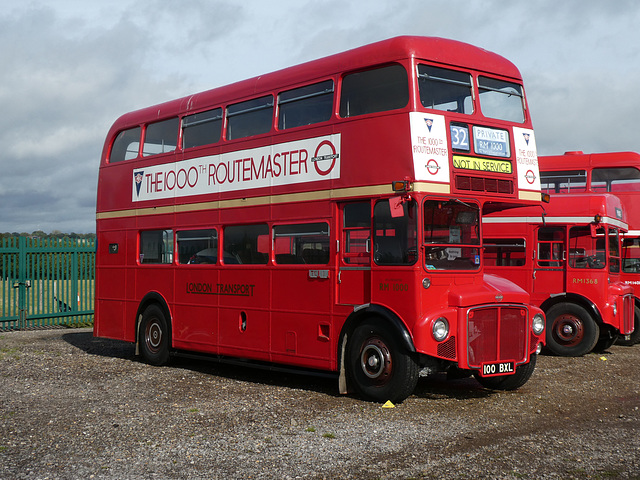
95,36 -> 545,402
539,150 -> 640,345
483,193 -> 634,356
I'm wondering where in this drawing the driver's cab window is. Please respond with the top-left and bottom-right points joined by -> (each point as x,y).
423,199 -> 480,271
609,228 -> 621,273
568,225 -> 605,269
623,237 -> 640,273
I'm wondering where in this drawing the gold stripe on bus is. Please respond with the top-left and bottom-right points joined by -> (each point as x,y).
412,181 -> 451,194
97,184 -> 394,220
518,190 -> 542,201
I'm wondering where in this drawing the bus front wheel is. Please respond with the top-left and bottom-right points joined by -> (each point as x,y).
139,304 -> 170,366
545,303 -> 599,357
347,319 -> 418,403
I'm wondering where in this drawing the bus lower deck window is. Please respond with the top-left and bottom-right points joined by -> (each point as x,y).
177,229 -> 218,264
139,230 -> 173,264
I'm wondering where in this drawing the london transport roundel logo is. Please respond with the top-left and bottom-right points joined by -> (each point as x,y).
525,170 -> 537,184
426,159 -> 440,175
312,140 -> 339,176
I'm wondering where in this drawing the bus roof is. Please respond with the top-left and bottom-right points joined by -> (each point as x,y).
539,151 -> 640,171
110,36 -> 522,129
483,193 -> 628,230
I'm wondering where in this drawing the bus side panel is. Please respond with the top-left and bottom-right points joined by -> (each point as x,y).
135,266 -> 175,326
338,114 -> 413,188
270,267 -> 333,369
370,268 -> 420,328
482,223 -> 533,298
173,267 -> 220,353
217,269 -> 271,361
94,229 -> 127,340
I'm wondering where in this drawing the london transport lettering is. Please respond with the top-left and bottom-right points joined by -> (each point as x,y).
186,282 -> 255,296
132,134 -> 341,202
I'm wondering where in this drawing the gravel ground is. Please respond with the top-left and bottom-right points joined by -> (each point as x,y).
1,327 -> 639,480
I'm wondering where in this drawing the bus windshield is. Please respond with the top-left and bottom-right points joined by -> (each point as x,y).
423,199 -> 480,271
623,237 -> 640,273
568,226 -> 606,270
477,77 -> 525,123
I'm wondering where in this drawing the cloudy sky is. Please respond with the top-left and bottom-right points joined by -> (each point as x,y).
1,0 -> 639,233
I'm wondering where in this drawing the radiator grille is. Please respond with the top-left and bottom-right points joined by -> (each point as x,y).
455,174 -> 513,195
467,305 -> 527,367
437,336 -> 456,359
623,294 -> 634,335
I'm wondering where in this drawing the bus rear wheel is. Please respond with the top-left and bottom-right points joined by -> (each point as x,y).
545,303 -> 599,357
474,354 -> 536,390
347,319 -> 418,403
139,304 -> 170,366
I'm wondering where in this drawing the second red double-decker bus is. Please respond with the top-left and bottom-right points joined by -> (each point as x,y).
483,193 -> 634,356
539,151 -> 640,345
94,36 -> 545,402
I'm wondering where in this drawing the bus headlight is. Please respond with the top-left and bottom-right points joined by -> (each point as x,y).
532,313 -> 545,335
432,317 -> 449,342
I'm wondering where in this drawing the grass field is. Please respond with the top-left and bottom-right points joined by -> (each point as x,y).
0,278 -> 94,329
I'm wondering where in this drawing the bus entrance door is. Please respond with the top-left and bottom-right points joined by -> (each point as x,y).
533,226 -> 566,297
338,203 -> 372,306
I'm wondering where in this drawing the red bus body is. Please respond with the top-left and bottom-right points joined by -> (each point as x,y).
539,150 -> 640,344
483,193 -> 634,356
95,36 -> 545,402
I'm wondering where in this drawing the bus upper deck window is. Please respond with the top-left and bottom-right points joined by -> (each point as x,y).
226,96 -> 274,140
417,65 -> 473,114
539,170 -> 587,194
339,64 -> 408,118
592,167 -> 640,193
278,80 -> 334,130
142,118 -> 179,156
109,126 -> 141,163
478,77 -> 525,123
182,108 -> 222,149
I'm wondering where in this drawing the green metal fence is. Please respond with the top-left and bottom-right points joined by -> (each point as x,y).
0,237 -> 95,330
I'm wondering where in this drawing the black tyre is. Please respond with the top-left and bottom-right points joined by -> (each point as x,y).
545,303 -> 599,357
593,328 -> 616,352
617,305 -> 640,346
474,354 -> 536,390
139,304 -> 171,366
346,319 -> 419,403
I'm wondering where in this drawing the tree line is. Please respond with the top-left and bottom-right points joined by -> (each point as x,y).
0,231 -> 96,241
